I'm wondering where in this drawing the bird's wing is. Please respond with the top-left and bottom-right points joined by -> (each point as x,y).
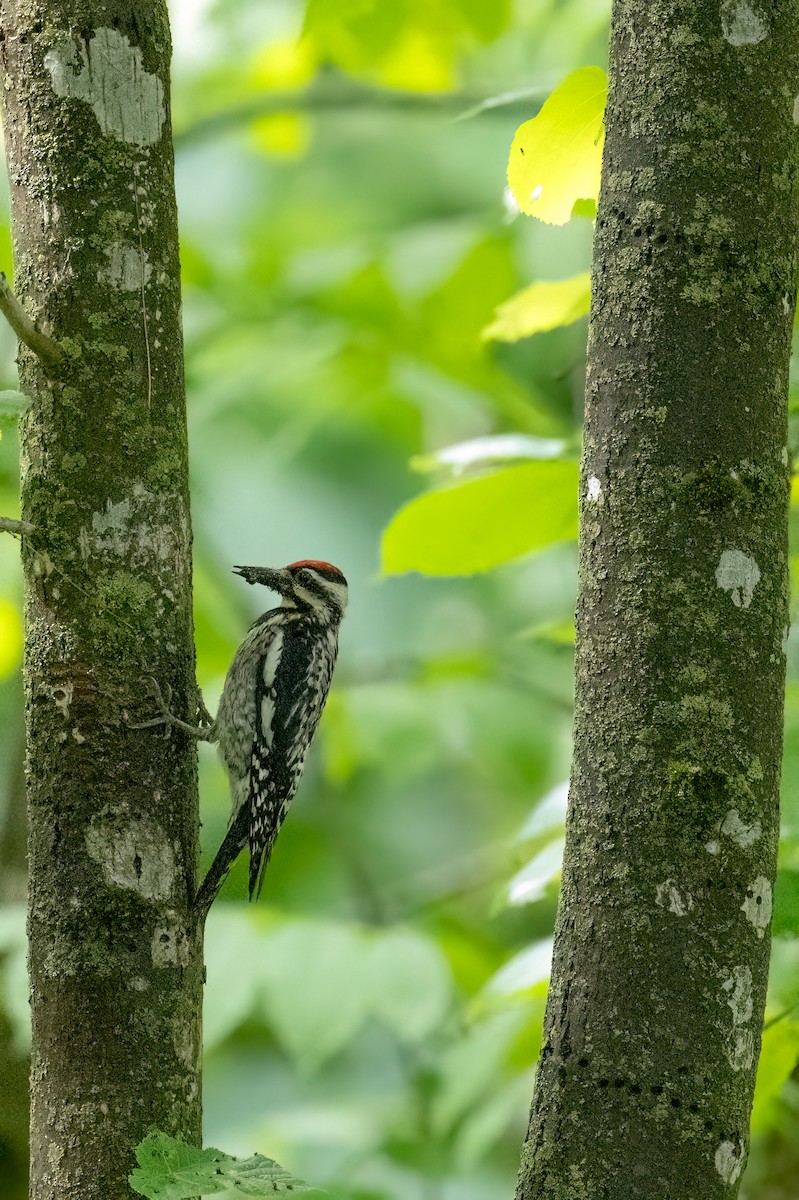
247,621 -> 313,898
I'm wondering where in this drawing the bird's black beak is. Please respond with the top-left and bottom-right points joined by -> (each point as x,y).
233,565 -> 293,596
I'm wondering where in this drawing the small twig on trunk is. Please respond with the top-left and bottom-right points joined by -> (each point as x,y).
0,274 -> 64,373
0,516 -> 35,537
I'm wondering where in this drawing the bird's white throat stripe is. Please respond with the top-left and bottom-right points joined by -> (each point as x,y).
322,578 -> 348,610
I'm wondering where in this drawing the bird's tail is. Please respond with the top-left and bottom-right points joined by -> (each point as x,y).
248,836 -> 274,901
195,806 -> 249,916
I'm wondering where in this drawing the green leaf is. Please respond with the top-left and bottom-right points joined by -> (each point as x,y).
485,939 -> 554,998
525,618 -> 576,646
367,927 -> 453,1041
504,838 -> 564,907
482,273 -> 591,342
452,0 -> 511,42
260,921 -> 369,1071
772,869 -> 799,936
451,1075 -> 531,1168
381,460 -> 578,576
507,66 -> 606,226
750,1019 -> 799,1134
410,434 -> 567,474
303,0 -> 458,92
571,197 -> 598,220
129,1132 -> 314,1199
516,782 -> 569,843
432,1009 -> 529,1132
203,908 -> 265,1052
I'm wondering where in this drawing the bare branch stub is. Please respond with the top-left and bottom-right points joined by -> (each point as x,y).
0,515 -> 36,537
0,273 -> 64,374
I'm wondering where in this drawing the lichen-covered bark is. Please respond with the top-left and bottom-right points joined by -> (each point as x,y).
516,3 -> 799,1198
0,3 -> 202,1198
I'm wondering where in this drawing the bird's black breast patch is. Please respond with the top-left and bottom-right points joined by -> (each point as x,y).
252,617 -> 326,800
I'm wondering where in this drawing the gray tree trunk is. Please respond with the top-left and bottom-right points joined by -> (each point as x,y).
0,2 -> 203,1197
516,2 -> 799,1198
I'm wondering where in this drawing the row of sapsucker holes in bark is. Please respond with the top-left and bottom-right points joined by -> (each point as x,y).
598,207 -> 758,279
598,209 -> 670,246
565,1058 -> 738,1134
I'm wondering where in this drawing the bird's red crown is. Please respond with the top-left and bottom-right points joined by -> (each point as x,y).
288,559 -> 345,580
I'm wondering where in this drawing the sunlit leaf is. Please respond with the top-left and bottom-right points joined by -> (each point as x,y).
249,113 -> 311,157
0,596 -> 23,679
485,939 -> 554,997
411,434 -> 567,475
791,474 -> 799,505
482,273 -> 591,342
381,460 -> 578,576
0,224 -> 13,274
507,66 -> 606,226
516,781 -> 569,843
380,26 -> 457,93
750,1019 -> 799,1134
571,197 -> 598,220
129,1132 -> 315,1198
504,838 -> 564,906
250,37 -> 316,90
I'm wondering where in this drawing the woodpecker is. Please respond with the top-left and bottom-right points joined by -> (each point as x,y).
136,560 -> 347,913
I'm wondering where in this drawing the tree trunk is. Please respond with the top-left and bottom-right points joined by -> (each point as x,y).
0,3 -> 203,1197
516,3 -> 799,1198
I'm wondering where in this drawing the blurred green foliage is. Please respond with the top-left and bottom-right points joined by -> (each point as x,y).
130,1131 -> 316,1197
1,1 -> 799,1198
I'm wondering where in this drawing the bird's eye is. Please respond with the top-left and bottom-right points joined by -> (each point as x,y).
299,569 -> 314,584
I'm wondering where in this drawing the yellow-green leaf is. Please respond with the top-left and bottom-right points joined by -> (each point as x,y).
0,597 -> 22,680
381,460 -> 578,576
507,66 -> 606,226
750,1017 -> 799,1134
483,273 -> 591,342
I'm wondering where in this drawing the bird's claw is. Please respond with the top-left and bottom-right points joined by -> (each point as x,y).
196,690 -> 214,729
147,676 -> 174,716
127,677 -> 176,732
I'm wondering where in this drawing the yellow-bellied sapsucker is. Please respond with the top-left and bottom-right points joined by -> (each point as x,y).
137,560 -> 347,913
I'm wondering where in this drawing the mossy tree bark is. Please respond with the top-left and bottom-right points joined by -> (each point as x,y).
0,2 -> 203,1198
516,3 -> 799,1198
